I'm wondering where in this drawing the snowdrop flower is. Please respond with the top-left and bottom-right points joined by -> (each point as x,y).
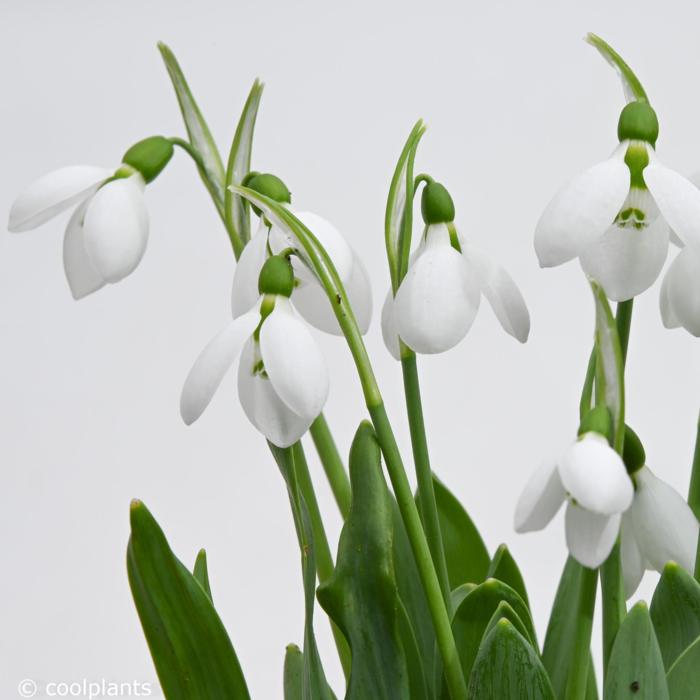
535,100 -> 700,302
8,136 -> 174,299
515,406 -> 634,569
231,173 -> 372,335
618,427 -> 699,598
382,180 -> 530,357
180,254 -> 329,448
660,245 -> 700,336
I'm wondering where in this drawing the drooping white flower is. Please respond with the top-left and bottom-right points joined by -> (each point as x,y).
231,173 -> 372,336
8,136 -> 173,299
180,255 -> 329,448
382,181 -> 530,357
535,101 -> 700,302
515,417 -> 633,569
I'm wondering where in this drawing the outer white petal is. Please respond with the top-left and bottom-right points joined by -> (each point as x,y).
645,157 -> 700,251
83,176 -> 149,283
578,216 -> 669,301
620,515 -> 646,599
559,433 -> 633,515
232,220 -> 269,317
565,503 -> 621,569
534,146 -> 630,267
9,165 -> 111,232
62,201 -> 106,299
662,247 -> 700,336
514,460 -> 566,532
259,298 -> 329,421
394,225 -> 480,354
381,290 -> 401,360
238,339 -> 311,447
659,263 -> 682,329
463,244 -> 530,342
344,253 -> 373,334
628,466 -> 699,575
179,307 -> 260,425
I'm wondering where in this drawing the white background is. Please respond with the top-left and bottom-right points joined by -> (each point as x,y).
2,1 -> 700,697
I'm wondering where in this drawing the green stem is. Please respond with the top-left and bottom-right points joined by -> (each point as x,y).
564,566 -> 598,700
687,413 -> 700,581
579,349 -> 596,421
401,353 -> 452,610
309,415 -> 352,520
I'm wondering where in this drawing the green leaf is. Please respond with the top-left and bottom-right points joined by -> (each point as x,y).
468,619 -> 555,699
158,42 -> 225,209
484,600 -> 534,645
450,583 -> 476,615
434,476 -> 490,590
650,562 -> 700,670
397,599 -> 430,700
224,79 -> 264,255
284,644 -> 304,700
318,421 -> 410,699
604,601 -> 669,699
451,578 -> 537,683
666,635 -> 700,699
192,548 -> 212,602
487,544 -> 530,608
127,500 -> 250,700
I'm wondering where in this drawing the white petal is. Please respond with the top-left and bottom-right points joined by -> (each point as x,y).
62,202 -> 106,299
344,253 -> 373,334
381,290 -> 402,360
559,433 -> 633,515
645,158 -> 700,251
9,165 -> 111,232
232,220 -> 269,317
534,146 -> 630,267
659,260 -> 682,329
394,225 -> 480,354
463,244 -> 530,342
579,215 -> 669,301
259,298 -> 329,421
628,466 -> 699,575
180,308 -> 260,425
238,339 -> 311,447
514,460 -> 566,532
620,516 -> 646,599
662,247 -> 700,336
83,176 -> 149,283
565,503 -> 621,569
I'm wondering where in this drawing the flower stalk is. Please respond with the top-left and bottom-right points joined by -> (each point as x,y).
309,415 -> 352,520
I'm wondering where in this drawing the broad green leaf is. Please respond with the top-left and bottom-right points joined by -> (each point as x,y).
605,602 -> 669,699
284,644 -> 304,700
318,421 -> 410,699
158,43 -> 225,208
268,444 -> 334,700
384,120 -> 426,291
434,476 -> 490,589
397,598 -> 430,700
585,33 -> 648,104
468,620 -> 555,699
484,600 -> 534,646
127,500 -> 250,699
666,635 -> 700,699
451,578 -> 536,682
487,544 -> 530,608
450,583 -> 476,615
192,548 -> 212,602
586,664 -> 600,700
224,79 -> 264,254
650,562 -> 700,670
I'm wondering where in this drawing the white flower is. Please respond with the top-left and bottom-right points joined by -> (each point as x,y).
232,212 -> 372,336
180,287 -> 329,448
534,101 -> 700,302
620,466 -> 699,598
381,223 -> 530,357
515,432 -> 634,569
660,246 -> 700,336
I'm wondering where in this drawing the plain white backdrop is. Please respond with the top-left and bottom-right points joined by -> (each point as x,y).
3,0 -> 700,697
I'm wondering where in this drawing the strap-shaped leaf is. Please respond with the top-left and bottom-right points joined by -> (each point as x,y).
192,548 -> 212,602
284,644 -> 304,700
127,500 -> 250,699
158,43 -> 225,208
666,635 -> 700,699
484,600 -> 534,645
650,562 -> 700,670
487,544 -> 529,608
468,619 -> 554,699
317,421 -> 410,699
605,602 -> 669,699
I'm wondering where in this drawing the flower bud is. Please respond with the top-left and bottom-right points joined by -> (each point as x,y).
245,173 -> 291,217
622,424 -> 646,475
421,181 -> 455,225
121,136 -> 174,183
258,255 -> 295,297
617,101 -> 659,146
578,405 -> 613,444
